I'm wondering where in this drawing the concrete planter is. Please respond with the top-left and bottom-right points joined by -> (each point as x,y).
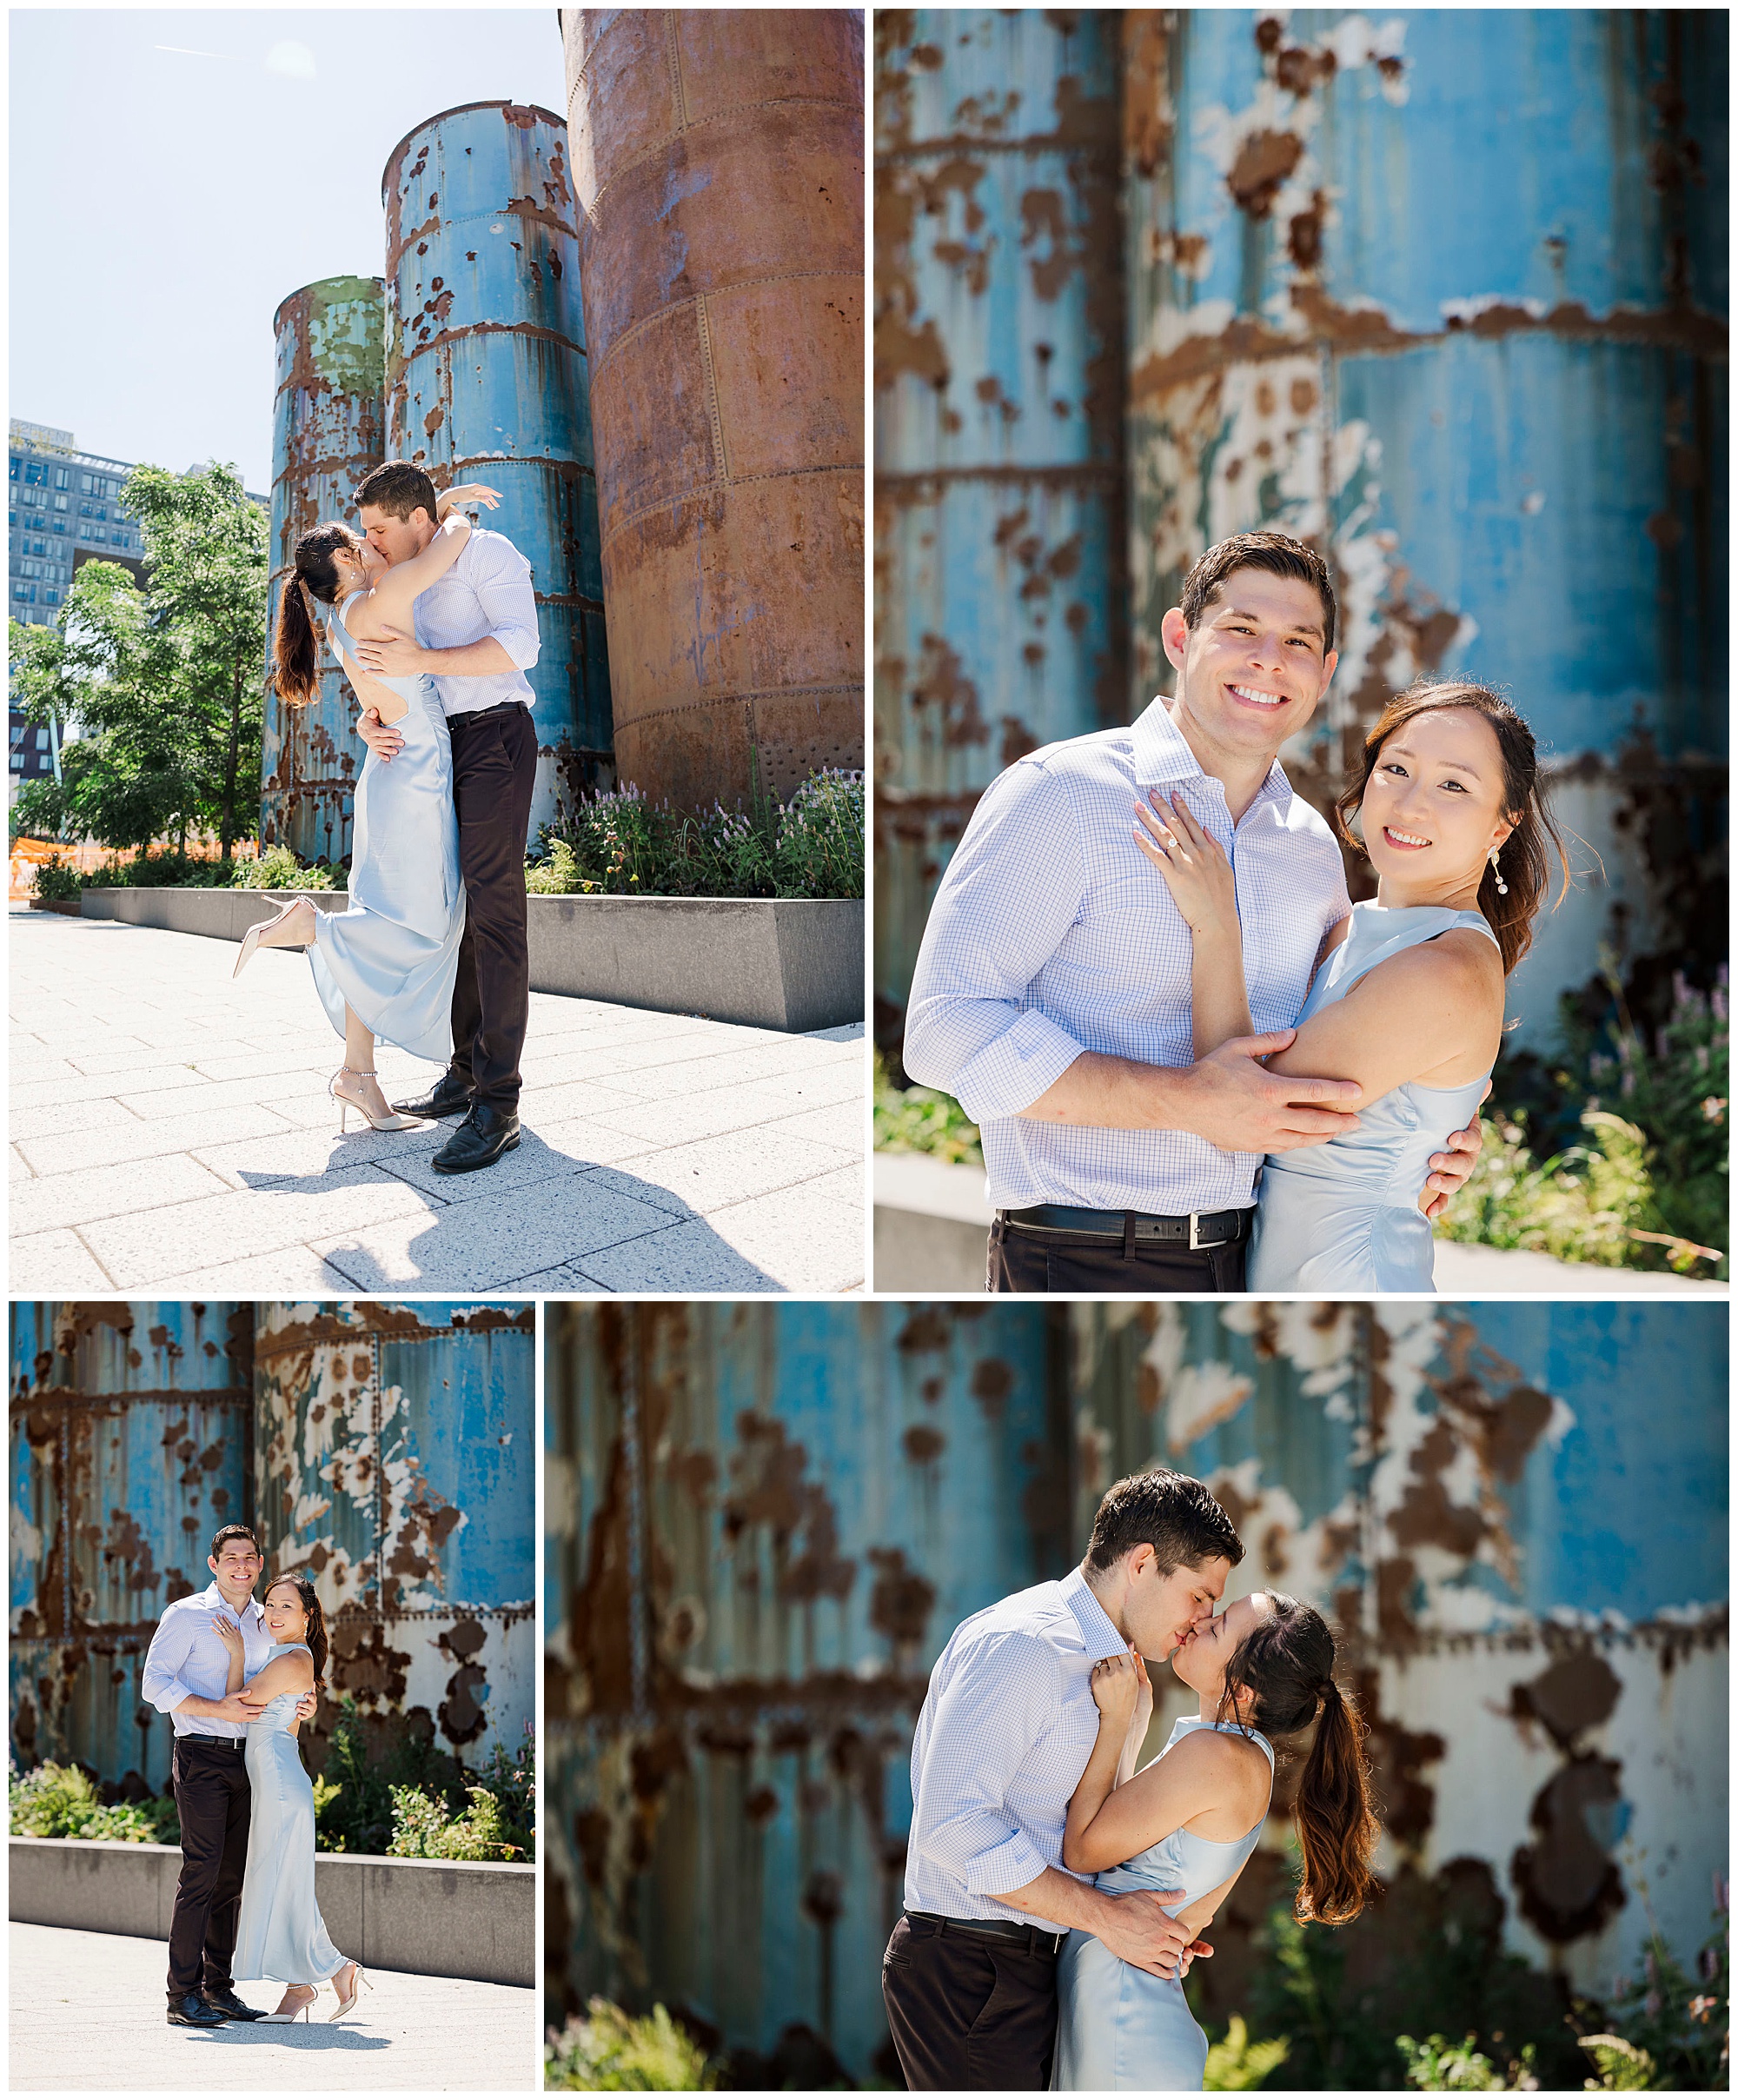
80,886 -> 864,1033
524,893 -> 862,1031
8,1836 -> 533,1987
27,899 -> 82,915
82,885 -> 348,938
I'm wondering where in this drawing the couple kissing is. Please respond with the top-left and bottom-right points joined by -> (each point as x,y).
885,1468 -> 1376,2091
237,461 -> 541,1177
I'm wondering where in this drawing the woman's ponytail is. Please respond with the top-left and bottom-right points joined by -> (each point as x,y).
1292,1675 -> 1378,1924
1218,1596 -> 1380,1927
273,522 -> 358,707
273,577 -> 318,706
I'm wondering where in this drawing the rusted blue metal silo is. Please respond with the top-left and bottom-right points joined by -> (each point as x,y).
874,10 -> 1126,1040
382,101 -> 614,841
254,1300 -> 535,1764
9,1302 -> 253,1793
1122,9 -> 1728,1041
262,276 -> 387,865
545,1300 -> 1066,2083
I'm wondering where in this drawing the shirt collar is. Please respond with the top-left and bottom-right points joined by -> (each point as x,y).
1059,1566 -> 1131,1664
1129,694 -> 1295,814
196,1580 -> 264,1623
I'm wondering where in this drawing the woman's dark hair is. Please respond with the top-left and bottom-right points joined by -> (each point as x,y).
1217,1593 -> 1377,1925
1085,1467 -> 1245,1576
1333,681 -> 1571,974
263,1573 -> 328,1691
272,522 -> 361,707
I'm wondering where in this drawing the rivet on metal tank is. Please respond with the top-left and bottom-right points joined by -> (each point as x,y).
561,10 -> 866,811
381,100 -> 614,843
874,10 -> 1127,1040
262,276 -> 387,865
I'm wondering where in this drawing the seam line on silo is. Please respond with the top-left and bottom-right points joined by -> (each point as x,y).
600,463 -> 862,556
664,11 -> 689,133
582,96 -> 864,223
694,296 -> 732,483
587,269 -> 860,389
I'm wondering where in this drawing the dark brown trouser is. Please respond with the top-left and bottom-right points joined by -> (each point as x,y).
448,701 -> 539,1111
987,1216 -> 1249,1293
881,1915 -> 1059,2090
165,1738 -> 250,1999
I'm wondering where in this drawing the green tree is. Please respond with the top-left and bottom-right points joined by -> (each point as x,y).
7,463 -> 268,861
121,462 -> 269,863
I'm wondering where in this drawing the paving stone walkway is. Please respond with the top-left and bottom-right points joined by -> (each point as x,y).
9,909 -> 866,1294
9,1922 -> 538,2091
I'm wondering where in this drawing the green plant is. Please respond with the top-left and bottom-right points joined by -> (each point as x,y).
1447,965 -> 1728,1278
81,847 -> 232,889
546,1999 -> 719,2090
388,1783 -> 526,1862
1396,2032 -> 1536,2090
1204,2013 -> 1291,2090
30,855 -> 81,902
10,1761 -> 179,1844
1590,1905 -> 1728,2090
232,842 -> 340,892
313,1692 -> 458,1856
527,763 -> 864,902
872,1050 -> 984,1165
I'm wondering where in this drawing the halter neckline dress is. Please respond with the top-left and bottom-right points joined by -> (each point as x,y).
1053,1717 -> 1275,2091
1247,900 -> 1501,1292
305,592 -> 465,1066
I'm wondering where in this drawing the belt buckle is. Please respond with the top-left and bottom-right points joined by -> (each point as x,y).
1189,1213 -> 1226,1252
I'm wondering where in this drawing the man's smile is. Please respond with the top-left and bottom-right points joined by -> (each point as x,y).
1226,681 -> 1291,710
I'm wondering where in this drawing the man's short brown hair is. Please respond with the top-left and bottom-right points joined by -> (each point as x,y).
1085,1468 -> 1245,1575
1179,530 -> 1337,655
209,1524 -> 262,1562
355,461 -> 439,523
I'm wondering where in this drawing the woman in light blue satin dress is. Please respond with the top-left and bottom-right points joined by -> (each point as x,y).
240,485 -> 500,1134
1053,1592 -> 1377,2091
212,1577 -> 368,2023
1136,682 -> 1567,1289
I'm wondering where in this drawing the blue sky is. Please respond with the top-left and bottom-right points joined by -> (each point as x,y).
10,10 -> 568,490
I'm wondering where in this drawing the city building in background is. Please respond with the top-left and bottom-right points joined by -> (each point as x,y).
7,421 -> 143,794
546,1298 -> 1728,2088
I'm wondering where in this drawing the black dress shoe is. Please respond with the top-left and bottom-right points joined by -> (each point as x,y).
202,1984 -> 263,2021
393,1068 -> 474,1119
432,1102 -> 521,1174
167,1991 -> 228,2027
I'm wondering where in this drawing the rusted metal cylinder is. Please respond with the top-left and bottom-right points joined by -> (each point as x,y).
545,1301 -> 1065,2082
9,1302 -> 254,1793
561,10 -> 866,811
873,10 -> 1125,1040
262,276 -> 386,864
382,102 -> 614,841
1122,9 -> 1728,1042
254,1300 -> 535,1765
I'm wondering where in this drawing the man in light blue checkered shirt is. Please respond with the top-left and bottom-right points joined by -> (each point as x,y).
903,532 -> 1482,1292
882,1468 -> 1244,2090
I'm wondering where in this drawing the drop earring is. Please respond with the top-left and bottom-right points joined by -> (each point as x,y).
1489,844 -> 1508,895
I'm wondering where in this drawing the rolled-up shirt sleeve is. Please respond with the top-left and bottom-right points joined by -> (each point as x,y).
915,1631 -> 1060,1897
470,535 -> 541,671
902,760 -> 1091,1123
141,1610 -> 196,1715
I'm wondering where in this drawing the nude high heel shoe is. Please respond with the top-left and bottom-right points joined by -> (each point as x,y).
260,1985 -> 316,2023
331,1067 -> 422,1133
233,895 -> 311,980
329,1964 -> 370,2022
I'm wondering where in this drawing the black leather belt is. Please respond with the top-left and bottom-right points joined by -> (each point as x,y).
905,1911 -> 1065,1956
1000,1204 -> 1254,1251
179,1734 -> 243,1753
